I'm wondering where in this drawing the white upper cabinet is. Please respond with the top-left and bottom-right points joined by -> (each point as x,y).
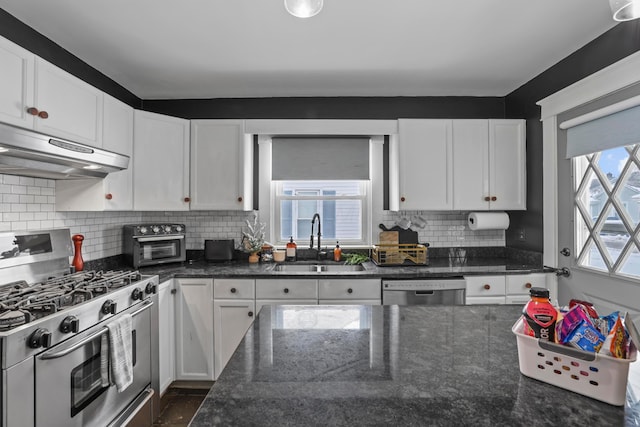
190,120 -> 252,210
397,119 -> 453,210
453,119 -> 526,210
133,110 -> 190,211
0,36 -> 35,128
0,36 -> 103,146
102,95 -> 134,210
489,119 -> 526,210
33,58 -> 103,146
56,95 -> 134,211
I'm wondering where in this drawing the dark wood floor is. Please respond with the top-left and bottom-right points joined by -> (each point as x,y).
153,383 -> 211,427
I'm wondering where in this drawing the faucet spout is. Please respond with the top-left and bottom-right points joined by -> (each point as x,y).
311,213 -> 321,257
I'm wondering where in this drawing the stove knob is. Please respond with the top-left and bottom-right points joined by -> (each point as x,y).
164,225 -> 172,233
145,282 -> 157,294
131,287 -> 143,301
28,328 -> 52,349
152,226 -> 160,234
101,299 -> 117,315
60,315 -> 80,334
139,226 -> 148,235
175,225 -> 183,232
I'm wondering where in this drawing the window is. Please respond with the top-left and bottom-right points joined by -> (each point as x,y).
274,180 -> 369,246
574,145 -> 640,278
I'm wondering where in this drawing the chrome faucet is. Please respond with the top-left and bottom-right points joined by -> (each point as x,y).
310,213 -> 321,257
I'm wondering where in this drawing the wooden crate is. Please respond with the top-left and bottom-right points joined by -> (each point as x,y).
372,244 -> 428,266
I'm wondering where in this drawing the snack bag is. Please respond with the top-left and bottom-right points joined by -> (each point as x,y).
601,314 -> 628,359
558,305 -> 593,344
565,320 -> 606,353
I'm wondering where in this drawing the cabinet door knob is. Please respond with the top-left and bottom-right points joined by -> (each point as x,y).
230,288 -> 237,293
248,311 -> 254,317
525,283 -> 532,288
483,284 -> 491,290
347,288 -> 353,294
38,111 -> 49,119
26,107 -> 39,116
105,193 -> 113,200
237,196 -> 243,202
484,196 -> 491,202
400,196 -> 406,202
170,289 -> 176,294
491,196 -> 497,201
184,197 -> 191,202
283,288 -> 289,294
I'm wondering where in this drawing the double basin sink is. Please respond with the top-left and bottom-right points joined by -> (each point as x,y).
271,261 -> 365,273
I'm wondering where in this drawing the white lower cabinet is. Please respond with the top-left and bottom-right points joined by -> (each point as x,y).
158,279 -> 175,394
175,278 -> 214,381
318,279 -> 381,305
255,279 -> 319,314
505,273 -> 550,305
465,275 -> 506,305
213,279 -> 256,380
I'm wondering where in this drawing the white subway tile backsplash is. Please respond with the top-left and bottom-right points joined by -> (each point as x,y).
1,174 -> 505,261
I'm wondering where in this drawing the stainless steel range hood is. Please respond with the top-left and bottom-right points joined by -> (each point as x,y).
0,122 -> 129,179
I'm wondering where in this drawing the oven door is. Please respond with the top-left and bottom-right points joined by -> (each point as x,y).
134,235 -> 185,267
34,300 -> 152,427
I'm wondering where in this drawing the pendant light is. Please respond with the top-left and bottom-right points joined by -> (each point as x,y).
284,0 -> 323,18
610,0 -> 640,21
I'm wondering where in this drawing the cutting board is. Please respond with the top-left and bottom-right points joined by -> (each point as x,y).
379,231 -> 399,245
379,224 -> 418,244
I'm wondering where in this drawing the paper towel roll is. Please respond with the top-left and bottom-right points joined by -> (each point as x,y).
467,212 -> 510,230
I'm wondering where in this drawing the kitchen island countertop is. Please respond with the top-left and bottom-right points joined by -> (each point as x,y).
189,305 -> 639,426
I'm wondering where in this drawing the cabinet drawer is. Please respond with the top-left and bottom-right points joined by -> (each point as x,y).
214,279 -> 255,299
506,274 -> 546,295
465,276 -> 506,297
505,295 -> 531,305
318,279 -> 380,300
256,279 -> 318,299
466,296 -> 506,305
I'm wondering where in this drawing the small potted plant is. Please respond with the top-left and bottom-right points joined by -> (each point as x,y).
242,213 -> 266,263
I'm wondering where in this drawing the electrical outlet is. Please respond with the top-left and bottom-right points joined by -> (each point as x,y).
517,228 -> 526,241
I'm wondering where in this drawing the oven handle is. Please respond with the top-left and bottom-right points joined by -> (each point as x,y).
39,299 -> 153,360
135,235 -> 184,242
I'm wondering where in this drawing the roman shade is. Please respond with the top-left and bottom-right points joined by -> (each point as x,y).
271,137 -> 370,180
563,97 -> 640,158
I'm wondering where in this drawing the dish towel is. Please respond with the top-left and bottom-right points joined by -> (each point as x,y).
107,313 -> 134,392
100,332 -> 110,387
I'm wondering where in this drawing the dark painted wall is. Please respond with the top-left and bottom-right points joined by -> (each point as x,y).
505,21 -> 640,252
0,9 -> 141,108
142,97 -> 505,120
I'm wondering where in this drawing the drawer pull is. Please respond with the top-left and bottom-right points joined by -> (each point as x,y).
347,288 -> 353,294
525,283 -> 532,289
230,288 -> 237,293
483,284 -> 491,290
248,311 -> 254,317
283,288 -> 289,294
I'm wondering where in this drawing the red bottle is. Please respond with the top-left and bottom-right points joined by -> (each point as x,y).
72,234 -> 84,272
522,287 -> 557,341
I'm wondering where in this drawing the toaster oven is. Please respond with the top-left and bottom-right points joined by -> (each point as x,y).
123,224 -> 186,267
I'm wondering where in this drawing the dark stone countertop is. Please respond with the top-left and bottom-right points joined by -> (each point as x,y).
136,258 -> 545,283
189,305 -> 640,426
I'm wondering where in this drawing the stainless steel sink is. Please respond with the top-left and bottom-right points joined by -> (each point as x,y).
273,263 -> 365,272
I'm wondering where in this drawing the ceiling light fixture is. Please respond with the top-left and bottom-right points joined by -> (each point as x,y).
284,0 -> 323,18
610,0 -> 640,21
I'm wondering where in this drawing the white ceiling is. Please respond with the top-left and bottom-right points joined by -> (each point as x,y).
0,0 -> 618,99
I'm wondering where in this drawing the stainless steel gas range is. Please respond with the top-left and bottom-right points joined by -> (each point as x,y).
0,228 -> 159,427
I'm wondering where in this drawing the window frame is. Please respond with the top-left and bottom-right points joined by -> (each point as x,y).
273,180 -> 371,247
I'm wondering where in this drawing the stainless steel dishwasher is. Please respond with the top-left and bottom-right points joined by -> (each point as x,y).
382,278 -> 466,305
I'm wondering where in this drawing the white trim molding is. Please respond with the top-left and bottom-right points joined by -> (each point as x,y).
537,48 -> 640,275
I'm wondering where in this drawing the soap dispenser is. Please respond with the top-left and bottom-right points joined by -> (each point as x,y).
286,236 -> 297,262
333,241 -> 342,262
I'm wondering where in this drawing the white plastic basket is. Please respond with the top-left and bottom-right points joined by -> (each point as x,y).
512,317 -> 637,406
